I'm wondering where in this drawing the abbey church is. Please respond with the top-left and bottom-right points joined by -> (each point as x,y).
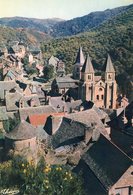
73,47 -> 117,109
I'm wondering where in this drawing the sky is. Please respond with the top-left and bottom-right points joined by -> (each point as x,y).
0,0 -> 132,20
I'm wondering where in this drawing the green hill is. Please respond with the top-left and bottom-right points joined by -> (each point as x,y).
0,26 -> 51,46
51,4 -> 133,37
41,6 -> 133,98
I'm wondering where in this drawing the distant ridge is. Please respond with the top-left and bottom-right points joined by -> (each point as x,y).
0,4 -> 132,37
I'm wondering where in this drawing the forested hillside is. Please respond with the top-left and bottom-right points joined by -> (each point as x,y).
0,26 -> 50,47
41,7 -> 133,98
51,4 -> 133,37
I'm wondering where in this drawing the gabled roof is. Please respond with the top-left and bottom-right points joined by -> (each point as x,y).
81,54 -> 94,73
74,47 -> 85,66
105,54 -> 115,73
5,121 -> 37,140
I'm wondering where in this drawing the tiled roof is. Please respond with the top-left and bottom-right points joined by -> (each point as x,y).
19,105 -> 57,121
28,112 -> 65,127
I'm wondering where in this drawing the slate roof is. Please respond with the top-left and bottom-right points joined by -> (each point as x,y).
5,121 -> 37,140
65,100 -> 82,112
95,76 -> 102,82
110,128 -> 133,159
74,47 -> 85,66
0,81 -> 20,99
52,76 -> 78,89
20,95 -> 40,107
66,109 -> 105,133
105,54 -> 115,73
0,107 -> 8,121
81,54 -> 94,73
19,105 -> 57,121
81,134 -> 131,190
73,159 -> 107,195
5,91 -> 23,111
51,117 -> 86,148
49,97 -> 67,112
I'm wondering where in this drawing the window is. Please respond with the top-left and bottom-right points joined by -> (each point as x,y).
101,95 -> 104,100
96,95 -> 99,100
99,88 -> 102,91
108,74 -> 112,79
88,75 -> 91,80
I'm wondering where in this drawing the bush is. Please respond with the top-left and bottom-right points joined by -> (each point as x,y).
0,156 -> 84,195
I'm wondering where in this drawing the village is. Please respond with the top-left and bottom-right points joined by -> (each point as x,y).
0,41 -> 132,195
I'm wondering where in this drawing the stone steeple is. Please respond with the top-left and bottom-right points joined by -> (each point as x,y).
81,54 -> 94,73
73,46 -> 85,80
75,46 -> 85,65
105,54 -> 115,73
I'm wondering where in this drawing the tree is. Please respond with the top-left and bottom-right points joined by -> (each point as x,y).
43,65 -> 55,81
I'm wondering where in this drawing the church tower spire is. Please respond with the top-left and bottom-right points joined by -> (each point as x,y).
79,54 -> 95,102
81,54 -> 95,81
104,54 -> 117,109
73,46 -> 85,80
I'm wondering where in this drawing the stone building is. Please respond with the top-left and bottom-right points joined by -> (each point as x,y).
73,46 -> 85,80
76,51 -> 117,109
5,121 -> 37,155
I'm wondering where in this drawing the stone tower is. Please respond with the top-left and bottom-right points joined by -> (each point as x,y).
105,54 -> 117,109
79,54 -> 95,101
73,47 -> 85,80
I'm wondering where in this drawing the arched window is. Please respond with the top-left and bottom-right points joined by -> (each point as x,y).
96,95 -> 99,100
99,88 -> 102,91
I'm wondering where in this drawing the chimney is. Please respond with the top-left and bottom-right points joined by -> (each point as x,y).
84,123 -> 99,144
44,115 -> 61,135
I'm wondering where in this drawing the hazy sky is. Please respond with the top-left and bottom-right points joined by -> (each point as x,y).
0,0 -> 132,19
